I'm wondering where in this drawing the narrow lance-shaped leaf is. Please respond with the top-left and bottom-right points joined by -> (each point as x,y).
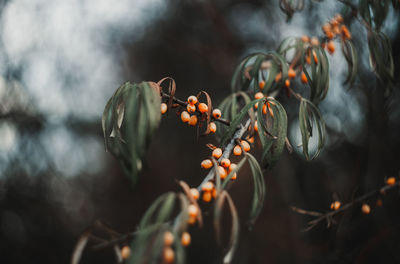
298,99 -> 325,160
341,39 -> 358,86
246,153 -> 266,228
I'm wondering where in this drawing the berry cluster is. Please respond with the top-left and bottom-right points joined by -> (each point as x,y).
161,95 -> 221,133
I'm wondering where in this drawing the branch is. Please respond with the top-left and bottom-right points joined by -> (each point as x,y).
292,180 -> 400,231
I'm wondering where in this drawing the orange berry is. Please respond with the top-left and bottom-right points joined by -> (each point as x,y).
233,145 -> 242,156
259,81 -> 265,90
255,92 -> 264,99
241,140 -> 251,152
198,103 -> 208,113
229,163 -> 237,173
335,14 -> 343,23
164,231 -> 174,246
254,121 -> 258,132
218,166 -> 227,179
327,40 -> 335,54
212,188 -> 217,198
322,23 -> 332,34
202,191 -> 212,202
262,103 -> 267,115
376,199 -> 383,207
305,55 -> 311,64
181,111 -> 190,123
181,232 -> 191,247
332,25 -> 340,35
202,181 -> 214,192
187,104 -> 196,113
247,136 -> 254,143
201,159 -> 213,169
212,109 -> 222,119
187,95 -> 198,105
188,216 -> 196,225
190,188 -> 200,200
231,173 -> 237,180
285,79 -> 290,88
220,158 -> 231,168
275,72 -> 282,82
341,25 -> 351,39
330,201 -> 341,210
212,148 -> 222,159
188,204 -> 198,217
161,103 -> 167,114
330,18 -> 339,27
209,122 -> 217,133
386,177 -> 396,185
254,102 -> 258,109
188,115 -> 198,126
301,35 -> 310,43
312,51 -> 318,64
288,68 -> 296,79
301,71 -> 308,84
310,37 -> 319,46
361,204 -> 371,214
326,31 -> 334,39
163,247 -> 175,263
121,246 -> 131,260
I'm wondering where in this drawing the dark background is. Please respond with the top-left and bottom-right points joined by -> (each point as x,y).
0,0 -> 400,263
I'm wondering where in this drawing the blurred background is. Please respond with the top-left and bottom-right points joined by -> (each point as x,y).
0,0 -> 399,263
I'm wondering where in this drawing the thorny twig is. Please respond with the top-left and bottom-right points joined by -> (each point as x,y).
292,180 -> 400,232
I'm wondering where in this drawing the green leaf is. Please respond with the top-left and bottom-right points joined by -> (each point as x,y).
359,0 -> 389,30
246,153 -> 266,228
257,97 -> 288,167
298,99 -> 325,160
213,191 -> 239,264
139,192 -> 176,229
102,81 -> 161,184
341,39 -> 358,86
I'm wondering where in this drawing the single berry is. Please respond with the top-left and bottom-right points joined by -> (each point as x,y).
181,111 -> 190,123
201,159 -> 213,169
187,104 -> 196,113
212,109 -> 222,119
202,191 -> 212,202
188,204 -> 198,218
301,72 -> 308,84
181,232 -> 191,247
212,148 -> 222,159
209,122 -> 217,133
198,103 -> 208,113
202,181 -> 214,192
161,103 -> 167,114
187,96 -> 198,105
220,158 -> 231,168
259,81 -> 265,90
188,115 -> 198,126
241,140 -> 251,152
255,92 -> 264,99
121,246 -> 131,260
163,247 -> 175,264
190,188 -> 199,200
218,166 -> 227,179
361,204 -> 371,214
164,231 -> 174,246
233,145 -> 242,156
288,68 -> 296,79
386,177 -> 396,185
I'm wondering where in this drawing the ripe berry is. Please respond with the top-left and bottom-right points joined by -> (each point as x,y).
181,111 -> 190,123
341,25 -> 351,39
218,166 -> 227,179
322,23 -> 332,34
190,188 -> 200,200
201,159 -> 213,169
361,204 -> 371,214
259,81 -> 265,90
255,92 -> 264,99
161,103 -> 167,114
275,72 -> 282,82
330,201 -> 341,210
285,79 -> 290,88
209,122 -> 217,133
164,231 -> 174,246
241,140 -> 251,152
305,55 -> 311,64
301,72 -> 308,84
301,35 -> 309,43
247,137 -> 255,143
229,163 -> 237,173
231,173 -> 237,180
233,145 -> 242,156
212,188 -> 217,198
202,181 -> 214,192
188,216 -> 196,225
386,177 -> 396,185
212,109 -> 222,119
310,37 -> 319,46
254,102 -> 258,109
198,103 -> 208,113
202,191 -> 212,202
181,232 -> 191,247
335,14 -> 343,23
327,40 -> 335,54
189,115 -> 198,126
187,104 -> 196,113
326,31 -> 334,39
332,25 -> 340,35
312,51 -> 318,64
212,148 -> 222,159
254,121 -> 259,132
121,246 -> 131,260
187,96 -> 198,105
163,247 -> 175,263
376,199 -> 383,207
288,68 -> 296,79
262,103 -> 267,115
220,158 -> 231,168
188,204 -> 198,217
